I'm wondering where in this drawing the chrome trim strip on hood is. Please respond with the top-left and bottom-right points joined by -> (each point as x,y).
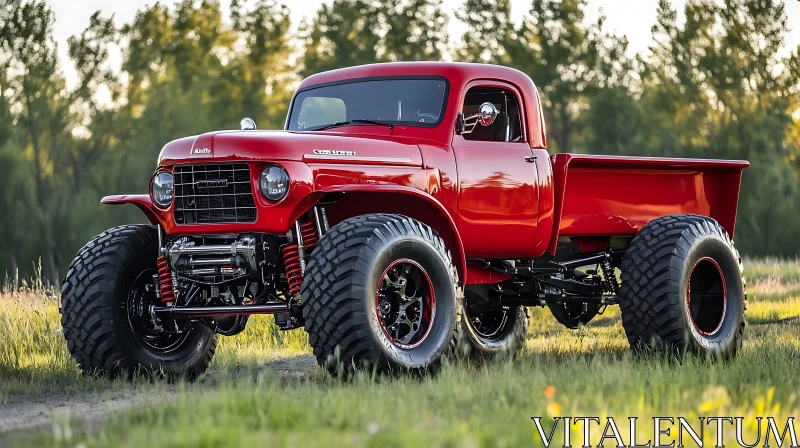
303,154 -> 413,164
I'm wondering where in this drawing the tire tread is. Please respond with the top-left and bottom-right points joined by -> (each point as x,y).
301,214 -> 461,373
618,214 -> 746,354
60,225 -> 217,377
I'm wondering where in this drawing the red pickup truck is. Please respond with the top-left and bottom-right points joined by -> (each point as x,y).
61,62 -> 749,377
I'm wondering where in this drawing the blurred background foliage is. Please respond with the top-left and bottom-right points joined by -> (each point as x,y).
0,0 -> 799,283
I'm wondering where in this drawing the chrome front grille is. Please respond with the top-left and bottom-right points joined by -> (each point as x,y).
173,163 -> 257,225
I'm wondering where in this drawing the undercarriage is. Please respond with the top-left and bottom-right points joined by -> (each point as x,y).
61,212 -> 745,378
465,248 -> 625,327
143,204 -> 626,339
146,208 -> 331,335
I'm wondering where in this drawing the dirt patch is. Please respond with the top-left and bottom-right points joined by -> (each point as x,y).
268,354 -> 318,377
0,354 -> 318,437
0,389 -> 174,434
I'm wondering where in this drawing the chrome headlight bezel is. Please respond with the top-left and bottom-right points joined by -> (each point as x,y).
151,170 -> 174,209
259,165 -> 290,202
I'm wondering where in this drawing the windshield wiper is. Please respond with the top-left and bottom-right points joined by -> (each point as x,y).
350,119 -> 394,128
310,119 -> 394,131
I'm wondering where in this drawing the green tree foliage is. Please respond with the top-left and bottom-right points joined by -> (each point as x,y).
300,0 -> 448,76
456,0 -> 634,153
454,0 -> 512,64
513,0 -> 600,153
457,0 -> 800,256
0,0 -> 73,280
0,0 -> 294,282
227,0 -> 293,128
633,0 -> 800,255
1,0 -> 800,280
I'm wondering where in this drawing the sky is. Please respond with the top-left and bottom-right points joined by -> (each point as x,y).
46,0 -> 800,89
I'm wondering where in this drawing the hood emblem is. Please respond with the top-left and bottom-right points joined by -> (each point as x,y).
313,149 -> 356,156
192,147 -> 211,155
196,179 -> 228,189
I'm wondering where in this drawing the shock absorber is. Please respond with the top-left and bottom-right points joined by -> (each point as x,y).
281,218 -> 320,295
157,255 -> 176,303
601,254 -> 619,295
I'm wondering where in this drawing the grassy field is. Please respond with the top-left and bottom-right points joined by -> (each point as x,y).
1,258 -> 800,446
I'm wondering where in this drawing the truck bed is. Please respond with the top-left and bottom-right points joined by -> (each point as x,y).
548,154 -> 749,254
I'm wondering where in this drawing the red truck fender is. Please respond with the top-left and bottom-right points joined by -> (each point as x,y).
315,184 -> 468,286
101,194 -> 161,225
101,187 -> 469,287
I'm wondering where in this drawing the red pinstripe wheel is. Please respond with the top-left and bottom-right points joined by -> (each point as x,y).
376,259 -> 436,349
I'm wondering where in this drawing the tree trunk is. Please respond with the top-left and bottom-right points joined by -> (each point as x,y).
22,75 -> 46,209
10,249 -> 18,287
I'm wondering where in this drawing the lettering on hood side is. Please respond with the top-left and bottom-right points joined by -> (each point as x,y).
313,149 -> 356,156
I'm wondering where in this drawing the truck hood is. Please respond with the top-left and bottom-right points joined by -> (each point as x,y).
158,130 -> 423,167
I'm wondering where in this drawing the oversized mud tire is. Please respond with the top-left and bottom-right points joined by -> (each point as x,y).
301,214 -> 462,375
619,214 -> 746,357
459,289 -> 528,357
60,225 -> 217,378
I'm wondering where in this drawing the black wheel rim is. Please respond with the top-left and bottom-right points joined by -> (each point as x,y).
125,269 -> 189,353
464,298 -> 513,341
375,259 -> 436,349
687,257 -> 727,336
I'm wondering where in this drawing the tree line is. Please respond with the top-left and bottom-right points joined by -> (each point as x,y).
1,0 -> 799,283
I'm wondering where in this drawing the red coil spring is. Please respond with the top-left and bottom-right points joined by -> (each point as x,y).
282,245 -> 303,295
282,220 -> 319,295
157,256 -> 176,303
300,221 -> 319,247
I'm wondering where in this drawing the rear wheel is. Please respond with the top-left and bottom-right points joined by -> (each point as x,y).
618,214 -> 746,357
302,214 -> 461,374
60,225 -> 217,378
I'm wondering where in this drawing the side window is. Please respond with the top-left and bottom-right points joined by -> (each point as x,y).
462,87 -> 524,142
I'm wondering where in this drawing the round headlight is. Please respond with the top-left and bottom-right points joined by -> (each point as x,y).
260,165 -> 290,201
151,171 -> 174,209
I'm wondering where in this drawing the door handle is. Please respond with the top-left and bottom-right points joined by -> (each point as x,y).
524,156 -> 537,163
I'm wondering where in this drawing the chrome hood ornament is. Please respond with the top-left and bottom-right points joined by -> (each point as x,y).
240,117 -> 257,130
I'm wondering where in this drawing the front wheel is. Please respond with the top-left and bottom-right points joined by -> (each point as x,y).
618,214 -> 746,357
60,225 -> 217,378
302,214 -> 462,374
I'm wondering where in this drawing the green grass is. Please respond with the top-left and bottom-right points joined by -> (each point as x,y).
2,258 -> 800,446
743,256 -> 800,283
0,288 -> 310,399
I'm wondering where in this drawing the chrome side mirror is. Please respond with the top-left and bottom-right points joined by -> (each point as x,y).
240,117 -> 257,130
475,102 -> 499,126
459,102 -> 498,135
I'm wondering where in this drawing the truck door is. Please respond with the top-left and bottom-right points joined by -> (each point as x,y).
452,82 -> 539,258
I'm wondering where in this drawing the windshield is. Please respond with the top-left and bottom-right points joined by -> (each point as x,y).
287,78 -> 448,131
